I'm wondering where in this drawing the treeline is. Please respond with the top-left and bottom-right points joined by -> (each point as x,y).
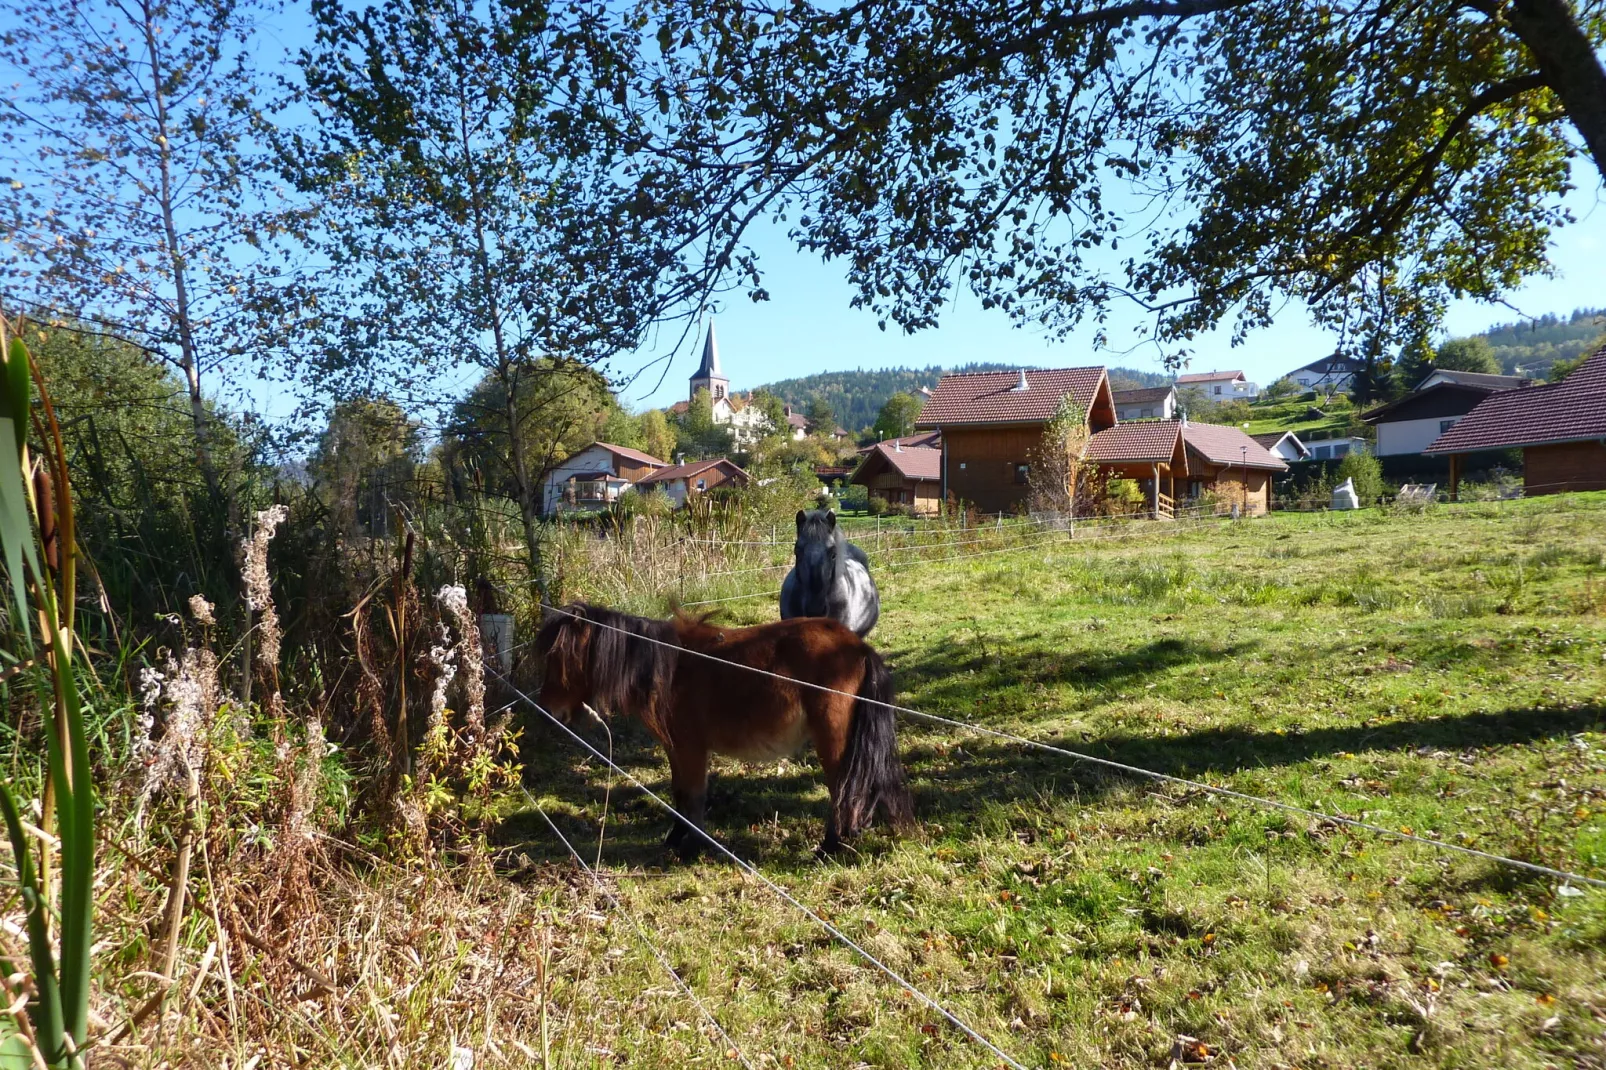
1476,307 -> 1606,377
757,362 -> 1170,433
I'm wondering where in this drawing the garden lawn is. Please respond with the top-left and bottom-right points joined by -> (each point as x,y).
511,494 -> 1606,1069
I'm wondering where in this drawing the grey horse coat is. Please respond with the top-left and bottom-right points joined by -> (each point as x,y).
780,509 -> 879,637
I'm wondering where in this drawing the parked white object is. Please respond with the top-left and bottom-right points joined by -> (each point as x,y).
1331,478 -> 1360,510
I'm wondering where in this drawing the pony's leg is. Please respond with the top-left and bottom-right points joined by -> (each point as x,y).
805,693 -> 854,856
666,747 -> 710,861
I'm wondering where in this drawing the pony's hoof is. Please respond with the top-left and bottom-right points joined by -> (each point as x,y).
664,824 -> 686,848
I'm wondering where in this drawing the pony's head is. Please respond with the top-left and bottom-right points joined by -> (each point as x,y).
792,508 -> 842,616
536,603 -> 677,731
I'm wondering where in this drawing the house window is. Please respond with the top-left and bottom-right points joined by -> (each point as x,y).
958,462 -> 967,470
1313,445 -> 1330,459
1439,418 -> 1459,434
1332,444 -> 1349,458
1140,407 -> 1153,418
1297,378 -> 1311,386
1014,463 -> 1030,485
1213,385 -> 1222,395
695,479 -> 707,491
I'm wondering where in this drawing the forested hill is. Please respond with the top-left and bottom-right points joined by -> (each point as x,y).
1474,307 -> 1605,377
757,362 -> 1170,432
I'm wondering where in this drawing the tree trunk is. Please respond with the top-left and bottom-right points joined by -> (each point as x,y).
1507,0 -> 1606,180
501,366 -> 548,600
141,0 -> 223,503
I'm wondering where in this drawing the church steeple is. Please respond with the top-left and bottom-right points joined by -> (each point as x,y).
689,320 -> 728,403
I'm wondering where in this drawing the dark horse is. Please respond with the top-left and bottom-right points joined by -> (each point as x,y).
536,602 -> 912,858
780,509 -> 879,637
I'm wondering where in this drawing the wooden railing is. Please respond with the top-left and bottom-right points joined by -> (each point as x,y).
1155,492 -> 1175,520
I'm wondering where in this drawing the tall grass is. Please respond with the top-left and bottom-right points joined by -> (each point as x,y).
0,320 -> 93,1068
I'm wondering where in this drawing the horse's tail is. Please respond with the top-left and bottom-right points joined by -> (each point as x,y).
834,647 -> 914,837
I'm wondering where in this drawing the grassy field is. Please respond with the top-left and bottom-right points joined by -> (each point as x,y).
1242,395 -> 1360,440
512,495 -> 1606,1069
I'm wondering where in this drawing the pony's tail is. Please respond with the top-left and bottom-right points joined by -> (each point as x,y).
834,648 -> 914,837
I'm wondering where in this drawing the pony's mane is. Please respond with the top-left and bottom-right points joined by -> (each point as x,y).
540,603 -> 678,731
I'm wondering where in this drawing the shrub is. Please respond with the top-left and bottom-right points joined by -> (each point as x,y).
1103,478 -> 1146,514
1336,451 -> 1384,504
838,483 -> 869,512
868,494 -> 890,515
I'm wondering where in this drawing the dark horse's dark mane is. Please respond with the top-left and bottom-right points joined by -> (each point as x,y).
537,603 -> 678,731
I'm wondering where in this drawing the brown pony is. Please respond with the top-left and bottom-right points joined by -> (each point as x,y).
535,602 -> 913,858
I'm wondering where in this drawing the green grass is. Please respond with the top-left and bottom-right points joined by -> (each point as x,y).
1242,395 -> 1358,440
513,494 -> 1606,1069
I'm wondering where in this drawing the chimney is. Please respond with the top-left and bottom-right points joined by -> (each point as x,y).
894,440 -> 903,452
1011,369 -> 1030,392
675,453 -> 684,465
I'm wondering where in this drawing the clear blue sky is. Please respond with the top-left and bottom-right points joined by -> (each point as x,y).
619,171 -> 1605,411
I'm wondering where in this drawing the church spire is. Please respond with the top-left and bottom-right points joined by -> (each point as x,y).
693,320 -> 722,379
689,318 -> 729,403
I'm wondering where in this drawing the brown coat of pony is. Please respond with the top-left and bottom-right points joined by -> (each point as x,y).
536,603 -> 913,857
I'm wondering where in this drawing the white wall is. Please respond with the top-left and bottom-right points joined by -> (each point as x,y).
1265,437 -> 1306,462
541,444 -> 620,515
1376,416 -> 1462,457
1305,437 -> 1368,460
1116,394 -> 1177,421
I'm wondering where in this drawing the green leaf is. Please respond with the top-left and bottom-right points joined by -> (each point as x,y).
0,783 -> 64,1063
0,1034 -> 33,1070
0,419 -> 39,647
0,336 -> 27,456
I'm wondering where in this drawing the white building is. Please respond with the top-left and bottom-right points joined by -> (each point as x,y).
1362,379 -> 1530,457
1301,433 -> 1368,461
678,321 -> 795,446
1281,356 -> 1364,393
1176,370 -> 1260,400
1250,430 -> 1311,462
540,442 -> 667,515
1113,385 -> 1177,421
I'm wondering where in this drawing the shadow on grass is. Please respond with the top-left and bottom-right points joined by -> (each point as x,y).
892,635 -> 1256,709
500,699 -> 1603,875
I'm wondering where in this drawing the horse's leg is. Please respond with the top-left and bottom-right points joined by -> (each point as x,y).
666,746 -> 710,861
804,690 -> 854,856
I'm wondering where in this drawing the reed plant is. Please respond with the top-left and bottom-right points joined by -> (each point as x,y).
0,319 -> 93,1068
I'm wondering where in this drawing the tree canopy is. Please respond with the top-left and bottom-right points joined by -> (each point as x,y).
604,0 -> 1604,369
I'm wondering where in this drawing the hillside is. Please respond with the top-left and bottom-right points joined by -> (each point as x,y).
757,362 -> 1170,431
1471,306 -> 1605,377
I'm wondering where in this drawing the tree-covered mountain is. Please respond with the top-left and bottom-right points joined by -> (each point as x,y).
755,362 -> 1170,432
1469,307 -> 1605,378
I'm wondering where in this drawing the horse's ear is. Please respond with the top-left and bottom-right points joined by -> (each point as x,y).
796,510 -> 807,531
826,509 -> 837,529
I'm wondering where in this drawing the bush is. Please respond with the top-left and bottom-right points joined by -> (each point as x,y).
868,494 -> 890,516
1103,478 -> 1146,515
1336,450 -> 1384,504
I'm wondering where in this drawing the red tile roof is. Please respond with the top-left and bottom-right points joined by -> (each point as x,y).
915,367 -> 1108,427
1084,422 -> 1184,464
1112,386 -> 1175,405
1181,422 -> 1288,470
876,443 -> 942,481
635,457 -> 749,484
596,442 -> 668,467
857,430 -> 942,454
1176,370 -> 1244,384
1426,345 -> 1606,453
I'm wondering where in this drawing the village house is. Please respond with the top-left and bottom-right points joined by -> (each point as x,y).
1280,355 -> 1363,393
635,457 -> 750,508
915,367 -> 1118,514
1176,370 -> 1259,400
1412,368 -> 1532,392
1084,420 -> 1288,516
1251,430 -> 1311,462
1426,344 -> 1606,497
850,441 -> 943,515
1113,385 -> 1177,421
540,442 -> 668,515
1361,377 -> 1530,458
857,430 -> 942,455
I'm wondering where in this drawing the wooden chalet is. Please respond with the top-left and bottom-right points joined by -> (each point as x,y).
915,368 -> 1116,513
1426,344 -> 1606,496
851,442 -> 943,515
1084,420 -> 1287,517
635,457 -> 750,508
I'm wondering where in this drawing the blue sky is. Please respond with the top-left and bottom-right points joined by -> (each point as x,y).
619,170 -> 1605,410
